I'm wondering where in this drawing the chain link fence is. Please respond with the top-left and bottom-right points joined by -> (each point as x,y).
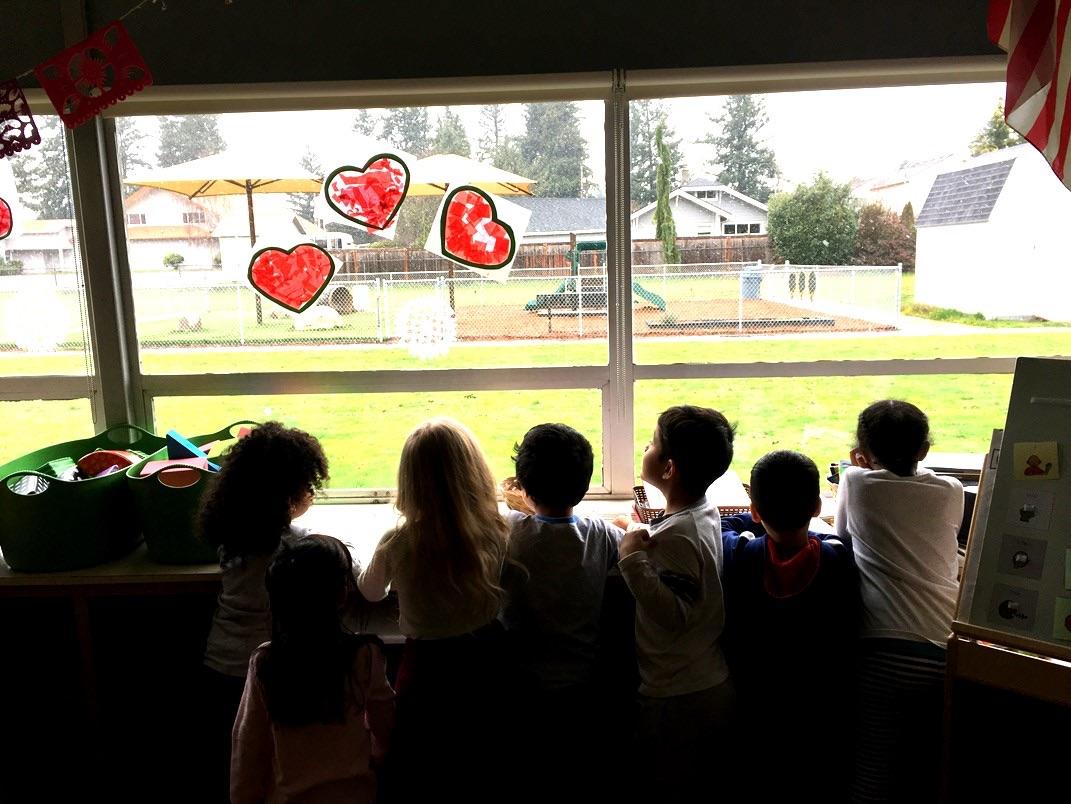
0,261 -> 903,368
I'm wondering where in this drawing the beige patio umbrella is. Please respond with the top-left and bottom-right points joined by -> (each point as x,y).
125,149 -> 322,323
408,153 -> 535,196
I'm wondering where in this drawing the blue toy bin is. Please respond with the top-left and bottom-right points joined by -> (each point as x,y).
0,425 -> 168,573
126,421 -> 258,565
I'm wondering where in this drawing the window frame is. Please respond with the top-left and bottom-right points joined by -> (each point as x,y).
27,55 -> 1029,499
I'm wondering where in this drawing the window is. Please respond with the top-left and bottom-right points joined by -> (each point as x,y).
0,116 -> 97,457
114,101 -> 609,490
629,82 -> 1053,470
181,212 -> 206,224
127,213 -> 146,225
43,69 -> 1048,497
153,389 -> 602,489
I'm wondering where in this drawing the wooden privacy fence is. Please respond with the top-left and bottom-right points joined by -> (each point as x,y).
336,235 -> 770,277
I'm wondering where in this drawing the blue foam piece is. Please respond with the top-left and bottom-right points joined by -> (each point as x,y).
166,430 -> 220,471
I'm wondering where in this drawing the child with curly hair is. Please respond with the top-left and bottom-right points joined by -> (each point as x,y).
197,421 -> 329,799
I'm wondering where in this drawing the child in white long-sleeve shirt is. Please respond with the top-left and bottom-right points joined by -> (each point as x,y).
618,405 -> 736,799
836,399 -> 963,803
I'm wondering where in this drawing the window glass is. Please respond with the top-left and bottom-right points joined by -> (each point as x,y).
115,103 -> 607,374
628,86 -> 1069,365
635,374 -> 1011,477
153,389 -> 603,489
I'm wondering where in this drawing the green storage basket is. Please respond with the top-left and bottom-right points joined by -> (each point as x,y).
126,421 -> 258,565
0,425 -> 168,573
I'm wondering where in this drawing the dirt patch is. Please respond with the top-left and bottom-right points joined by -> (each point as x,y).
454,298 -> 893,341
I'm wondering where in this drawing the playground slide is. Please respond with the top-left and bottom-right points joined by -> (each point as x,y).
631,281 -> 666,311
525,279 -> 666,311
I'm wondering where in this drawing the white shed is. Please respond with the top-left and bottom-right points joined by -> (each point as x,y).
915,144 -> 1071,321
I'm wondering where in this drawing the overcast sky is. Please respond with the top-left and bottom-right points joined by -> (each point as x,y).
203,81 -> 1006,195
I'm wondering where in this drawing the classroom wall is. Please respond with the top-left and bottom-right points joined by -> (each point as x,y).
2,0 -> 998,87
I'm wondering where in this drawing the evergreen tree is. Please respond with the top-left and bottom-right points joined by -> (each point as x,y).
115,118 -> 149,176
352,109 -> 378,137
11,116 -> 72,218
900,201 -> 915,231
970,101 -> 1024,156
156,115 -> 226,167
430,107 -> 471,156
654,124 -> 680,264
519,102 -> 589,197
379,107 -> 430,156
703,95 -> 779,202
115,117 -> 150,197
630,100 -> 682,205
767,173 -> 858,264
477,104 -> 507,161
476,105 -> 527,173
288,148 -> 321,221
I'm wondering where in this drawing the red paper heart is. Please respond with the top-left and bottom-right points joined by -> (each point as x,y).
440,187 -> 516,270
0,197 -> 11,240
248,244 -> 335,314
325,154 -> 409,230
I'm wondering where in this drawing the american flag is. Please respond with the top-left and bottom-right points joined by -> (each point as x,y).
988,0 -> 1071,188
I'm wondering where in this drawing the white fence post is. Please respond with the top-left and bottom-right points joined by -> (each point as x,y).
578,268 -> 584,339
737,270 -> 744,333
236,283 -> 245,346
375,276 -> 383,342
895,263 -> 903,321
383,274 -> 392,340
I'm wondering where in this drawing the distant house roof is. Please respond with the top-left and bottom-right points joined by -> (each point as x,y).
675,178 -> 769,213
682,175 -> 721,188
916,158 -> 1015,227
127,224 -> 215,240
212,211 -> 331,239
20,219 -> 74,234
509,197 -> 605,234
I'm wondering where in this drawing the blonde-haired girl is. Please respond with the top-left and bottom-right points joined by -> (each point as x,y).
358,418 -> 510,801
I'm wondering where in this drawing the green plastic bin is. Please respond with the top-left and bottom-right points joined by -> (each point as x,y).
0,425 -> 168,573
126,421 -> 257,565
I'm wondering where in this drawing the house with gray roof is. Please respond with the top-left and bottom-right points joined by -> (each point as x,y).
509,197 -> 607,244
631,176 -> 768,239
914,143 -> 1071,321
510,178 -> 768,244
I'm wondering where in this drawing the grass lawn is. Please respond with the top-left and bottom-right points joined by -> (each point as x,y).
2,268 -> 1063,488
0,328 -> 1050,487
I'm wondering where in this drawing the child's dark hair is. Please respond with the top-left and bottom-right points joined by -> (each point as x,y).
198,421 -> 328,561
856,400 -> 930,477
258,534 -> 365,727
513,423 -> 594,510
657,405 -> 736,498
750,450 -> 820,532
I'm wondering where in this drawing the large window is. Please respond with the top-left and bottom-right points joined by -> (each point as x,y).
153,389 -> 602,489
30,66 -> 1049,496
114,102 -> 611,489
0,115 -> 97,461
626,81 -> 1061,484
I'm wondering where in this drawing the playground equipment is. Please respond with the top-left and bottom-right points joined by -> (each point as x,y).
525,240 -> 666,314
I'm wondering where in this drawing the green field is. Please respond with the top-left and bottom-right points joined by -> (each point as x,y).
2,269 -> 1062,488
0,327 -> 1055,488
